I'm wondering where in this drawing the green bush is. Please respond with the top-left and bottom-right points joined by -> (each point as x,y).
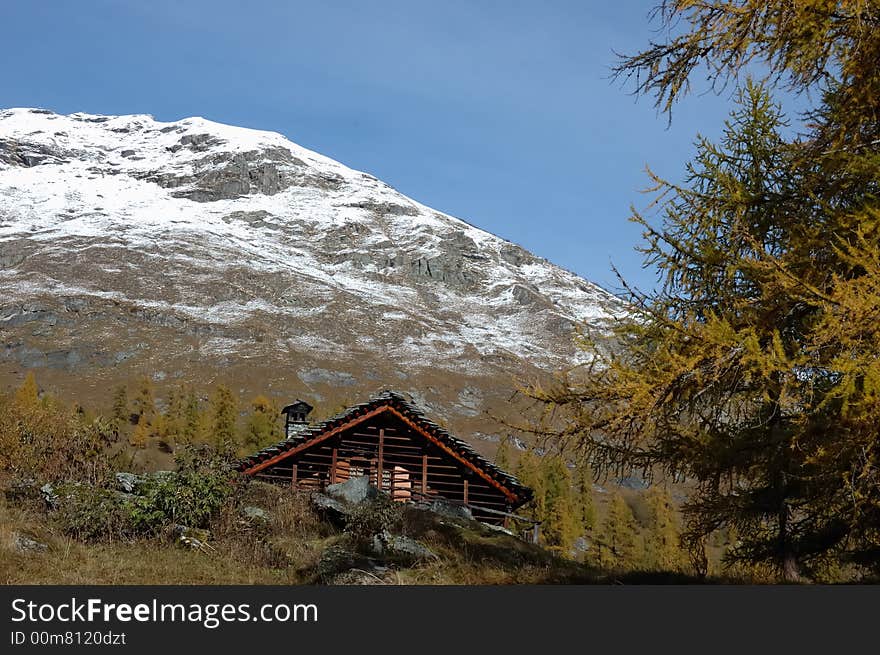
52,445 -> 235,542
53,483 -> 133,542
345,494 -> 402,550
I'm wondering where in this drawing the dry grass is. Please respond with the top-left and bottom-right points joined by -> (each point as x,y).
0,498 -> 298,584
1,483 -> 603,585
0,482 -> 334,585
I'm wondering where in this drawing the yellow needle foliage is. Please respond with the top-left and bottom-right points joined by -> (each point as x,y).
528,1 -> 880,581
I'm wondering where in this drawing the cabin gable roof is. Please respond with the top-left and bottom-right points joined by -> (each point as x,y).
236,390 -> 533,507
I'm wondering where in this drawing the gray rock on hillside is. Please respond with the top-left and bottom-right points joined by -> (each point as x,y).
370,531 -> 437,562
310,493 -> 350,524
325,476 -> 379,505
115,472 -> 142,493
12,532 -> 48,554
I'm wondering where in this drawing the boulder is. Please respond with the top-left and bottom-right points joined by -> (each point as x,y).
40,483 -> 58,508
371,531 -> 437,562
310,493 -> 350,525
115,472 -> 142,493
242,506 -> 270,523
317,544 -> 360,582
12,532 -> 48,554
414,498 -> 473,522
326,476 -> 379,505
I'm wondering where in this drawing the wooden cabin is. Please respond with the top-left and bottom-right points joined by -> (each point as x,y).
236,390 -> 533,524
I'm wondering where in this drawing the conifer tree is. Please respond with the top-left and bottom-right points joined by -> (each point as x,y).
181,389 -> 202,444
530,84 -> 818,578
111,384 -> 129,436
209,384 -> 238,450
643,487 -> 685,573
606,0 -> 880,578
574,464 -> 597,533
152,413 -> 169,442
14,372 -> 39,407
242,395 -> 281,449
597,493 -> 639,571
132,375 -> 156,421
130,413 -> 149,449
161,385 -> 186,439
515,450 -> 546,522
527,0 -> 880,578
494,436 -> 513,472
541,455 -> 582,554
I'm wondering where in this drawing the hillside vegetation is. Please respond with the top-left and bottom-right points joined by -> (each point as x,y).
0,373 -> 757,584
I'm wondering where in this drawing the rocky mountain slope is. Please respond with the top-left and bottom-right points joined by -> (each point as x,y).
0,107 -> 621,447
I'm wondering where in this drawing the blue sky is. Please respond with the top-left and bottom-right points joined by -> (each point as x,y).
2,1 -> 790,293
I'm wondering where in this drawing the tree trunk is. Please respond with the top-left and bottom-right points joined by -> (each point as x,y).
777,474 -> 802,583
782,550 -> 802,583
769,384 -> 802,583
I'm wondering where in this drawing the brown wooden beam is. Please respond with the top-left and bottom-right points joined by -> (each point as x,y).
377,428 -> 385,492
422,453 -> 428,494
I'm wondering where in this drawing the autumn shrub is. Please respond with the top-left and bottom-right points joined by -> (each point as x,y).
0,381 -> 115,489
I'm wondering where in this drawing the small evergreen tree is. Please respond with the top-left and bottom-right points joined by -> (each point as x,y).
160,385 -> 186,440
597,493 -> 639,571
541,455 -> 582,554
14,372 -> 39,407
181,389 -> 202,444
110,384 -> 129,438
130,413 -> 149,449
209,384 -> 238,450
242,395 -> 281,449
132,375 -> 156,421
643,486 -> 686,572
494,436 -> 514,472
574,464 -> 597,533
515,450 -> 546,522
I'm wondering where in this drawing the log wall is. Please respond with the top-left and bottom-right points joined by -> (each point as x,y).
254,415 -> 513,523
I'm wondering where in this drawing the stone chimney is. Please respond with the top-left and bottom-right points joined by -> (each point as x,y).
280,399 -> 313,439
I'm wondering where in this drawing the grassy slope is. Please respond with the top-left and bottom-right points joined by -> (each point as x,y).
0,482 -> 608,585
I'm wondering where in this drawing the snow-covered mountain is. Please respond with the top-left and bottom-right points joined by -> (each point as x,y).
0,107 -> 620,440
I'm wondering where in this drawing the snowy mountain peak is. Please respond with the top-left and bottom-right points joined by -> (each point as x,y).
0,108 -> 621,424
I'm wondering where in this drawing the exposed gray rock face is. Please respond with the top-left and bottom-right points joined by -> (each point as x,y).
135,150 -> 285,201
342,200 -> 419,216
0,137 -> 70,167
40,483 -> 57,508
616,474 -> 649,491
299,368 -> 357,387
